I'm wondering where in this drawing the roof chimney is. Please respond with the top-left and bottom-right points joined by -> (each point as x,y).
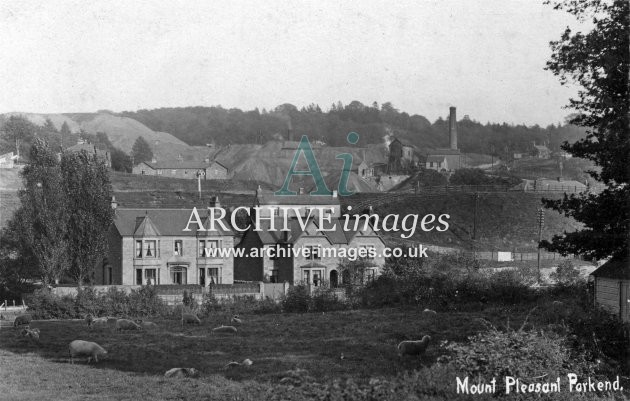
449,107 -> 458,150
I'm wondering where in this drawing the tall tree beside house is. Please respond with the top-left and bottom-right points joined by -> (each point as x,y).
541,0 -> 629,260
0,209 -> 40,300
110,147 -> 133,172
61,150 -> 114,285
15,138 -> 70,286
1,115 -> 37,158
131,136 -> 153,165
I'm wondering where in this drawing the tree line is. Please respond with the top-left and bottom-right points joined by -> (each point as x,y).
118,102 -> 586,155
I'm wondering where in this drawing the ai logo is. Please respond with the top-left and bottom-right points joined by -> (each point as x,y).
275,132 -> 360,197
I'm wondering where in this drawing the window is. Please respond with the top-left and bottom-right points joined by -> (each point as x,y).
135,240 -> 143,258
366,268 -> 376,282
199,239 -> 219,257
144,240 -> 157,257
145,269 -> 157,285
135,269 -> 143,285
135,240 -> 159,258
302,268 -> 324,286
141,169 -> 146,175
170,265 -> 187,284
208,268 -> 220,284
359,245 -> 375,260
305,245 -> 321,260
174,240 -> 183,256
270,269 -> 279,283
157,169 -> 163,175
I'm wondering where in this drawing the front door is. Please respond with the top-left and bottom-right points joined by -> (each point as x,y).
136,269 -> 143,285
330,270 -> 338,288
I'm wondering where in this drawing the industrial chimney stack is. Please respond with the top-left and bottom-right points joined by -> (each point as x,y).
449,106 -> 458,150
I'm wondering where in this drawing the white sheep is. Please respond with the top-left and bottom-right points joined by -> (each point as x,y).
69,340 -> 107,364
164,368 -> 199,378
422,309 -> 437,315
140,321 -> 158,330
20,328 -> 40,342
231,315 -> 242,325
212,325 -> 237,335
397,335 -> 431,357
91,317 -> 109,329
115,318 -> 142,331
182,313 -> 201,325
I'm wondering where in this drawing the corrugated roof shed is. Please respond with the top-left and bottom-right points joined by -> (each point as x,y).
591,257 -> 630,280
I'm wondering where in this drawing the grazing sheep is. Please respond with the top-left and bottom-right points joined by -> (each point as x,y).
85,314 -> 93,328
231,315 -> 242,325
225,361 -> 241,369
212,325 -> 237,335
68,340 -> 107,364
164,368 -> 199,378
20,328 -> 40,342
241,358 -> 252,366
422,309 -> 437,315
552,301 -> 564,306
397,335 -> 431,357
140,321 -> 158,330
13,313 -> 32,328
182,313 -> 201,325
91,317 -> 108,328
115,318 -> 142,331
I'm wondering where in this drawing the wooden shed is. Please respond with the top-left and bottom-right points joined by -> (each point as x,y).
590,257 -> 629,322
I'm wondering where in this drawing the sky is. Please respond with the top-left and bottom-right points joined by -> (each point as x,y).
0,0 -> 589,126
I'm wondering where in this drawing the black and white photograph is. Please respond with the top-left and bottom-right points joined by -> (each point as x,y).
0,1 -> 628,400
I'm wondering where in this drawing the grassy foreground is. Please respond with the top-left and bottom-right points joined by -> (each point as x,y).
0,305 -> 627,400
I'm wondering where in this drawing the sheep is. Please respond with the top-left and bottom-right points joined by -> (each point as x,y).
397,335 -> 431,357
212,325 -> 237,335
20,328 -> 40,342
224,359 -> 252,369
85,314 -> 94,328
91,317 -> 109,328
552,300 -> 564,307
164,368 -> 199,378
13,313 -> 32,328
140,321 -> 158,330
422,309 -> 437,316
115,318 -> 143,331
182,313 -> 201,326
68,340 -> 107,364
231,315 -> 242,325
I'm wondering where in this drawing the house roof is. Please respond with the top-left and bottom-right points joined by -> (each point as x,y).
427,148 -> 461,156
113,208 -> 234,237
426,155 -> 446,163
390,137 -> 416,148
591,257 -> 630,280
256,190 -> 341,206
534,145 -> 550,151
142,161 -> 211,170
249,216 -> 382,246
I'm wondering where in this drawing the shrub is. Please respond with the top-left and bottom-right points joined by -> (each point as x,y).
310,287 -> 347,312
127,285 -> 168,317
550,260 -> 583,286
25,288 -> 75,319
438,320 -> 596,394
281,285 -> 310,313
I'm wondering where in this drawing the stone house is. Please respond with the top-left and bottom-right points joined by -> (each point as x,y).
97,206 -> 235,286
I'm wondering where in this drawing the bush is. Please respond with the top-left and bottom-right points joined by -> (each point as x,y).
281,285 -> 310,313
310,287 -> 347,312
25,288 -> 75,319
438,321 -> 596,394
550,260 -> 583,286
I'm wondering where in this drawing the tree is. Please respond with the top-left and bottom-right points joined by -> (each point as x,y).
110,147 -> 133,172
61,150 -> 114,285
131,136 -> 153,165
16,138 -> 69,285
1,115 -> 37,158
541,0 -> 629,260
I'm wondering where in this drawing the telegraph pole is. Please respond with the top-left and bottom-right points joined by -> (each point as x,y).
537,208 -> 545,284
472,192 -> 480,258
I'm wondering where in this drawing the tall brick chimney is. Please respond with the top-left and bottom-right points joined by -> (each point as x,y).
449,106 -> 458,150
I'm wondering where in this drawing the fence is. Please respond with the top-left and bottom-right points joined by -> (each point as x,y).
0,301 -> 28,329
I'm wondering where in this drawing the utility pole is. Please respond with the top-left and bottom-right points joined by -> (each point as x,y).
537,208 -> 545,284
472,192 -> 479,258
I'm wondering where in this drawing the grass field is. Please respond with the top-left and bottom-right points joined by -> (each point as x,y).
0,303 -> 576,400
